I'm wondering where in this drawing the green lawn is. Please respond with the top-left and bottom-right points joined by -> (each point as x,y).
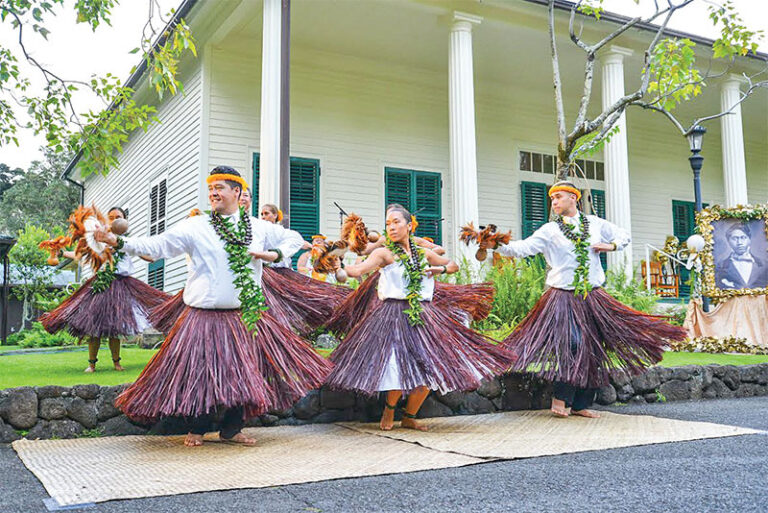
657,351 -> 768,367
0,346 -> 157,389
1,345 -> 767,389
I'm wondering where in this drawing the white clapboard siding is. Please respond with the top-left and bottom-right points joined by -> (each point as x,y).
81,66 -> 203,293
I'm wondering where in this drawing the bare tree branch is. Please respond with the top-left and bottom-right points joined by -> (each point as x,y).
548,0 -> 568,165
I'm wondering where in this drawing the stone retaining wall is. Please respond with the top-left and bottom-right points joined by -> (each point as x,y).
2,363 -> 767,442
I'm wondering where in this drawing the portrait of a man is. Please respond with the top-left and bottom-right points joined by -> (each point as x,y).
713,220 -> 768,290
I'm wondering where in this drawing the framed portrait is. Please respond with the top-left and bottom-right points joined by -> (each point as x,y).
698,205 -> 768,298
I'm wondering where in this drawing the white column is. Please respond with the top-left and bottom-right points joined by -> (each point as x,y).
720,75 -> 749,207
258,0 -> 282,206
449,12 -> 482,266
601,46 -> 634,277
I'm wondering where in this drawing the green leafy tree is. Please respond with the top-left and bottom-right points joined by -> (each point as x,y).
0,148 -> 79,234
0,0 -> 197,177
547,0 -> 766,180
8,223 -> 62,331
0,162 -> 24,200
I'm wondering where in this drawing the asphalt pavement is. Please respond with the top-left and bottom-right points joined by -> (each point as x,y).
2,396 -> 766,513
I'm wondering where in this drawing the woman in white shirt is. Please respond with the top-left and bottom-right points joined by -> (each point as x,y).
491,181 -> 686,418
325,204 -> 516,432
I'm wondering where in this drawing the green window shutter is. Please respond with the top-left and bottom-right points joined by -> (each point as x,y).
591,189 -> 606,219
289,157 -> 320,242
385,168 -> 412,210
672,200 -> 695,240
147,259 -> 165,291
385,168 -> 443,245
521,181 -> 549,238
591,189 -> 607,270
252,153 -> 260,216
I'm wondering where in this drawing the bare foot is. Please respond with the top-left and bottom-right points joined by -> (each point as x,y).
572,409 -> 601,418
401,417 -> 429,432
184,433 -> 203,447
220,432 -> 258,446
379,407 -> 395,431
113,363 -> 125,371
84,365 -> 96,373
550,398 -> 570,418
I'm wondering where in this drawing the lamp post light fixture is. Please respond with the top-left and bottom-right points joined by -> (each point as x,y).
686,124 -> 709,311
0,235 -> 17,345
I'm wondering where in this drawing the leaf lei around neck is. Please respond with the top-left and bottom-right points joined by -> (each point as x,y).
556,212 -> 592,298
91,250 -> 123,294
210,207 -> 268,332
384,233 -> 427,326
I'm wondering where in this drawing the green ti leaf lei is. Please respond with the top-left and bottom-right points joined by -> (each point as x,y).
91,250 -> 123,294
556,213 -> 592,298
209,207 -> 269,333
384,234 -> 427,326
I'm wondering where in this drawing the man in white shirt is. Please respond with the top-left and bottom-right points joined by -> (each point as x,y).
96,167 -> 328,447
489,181 -> 685,419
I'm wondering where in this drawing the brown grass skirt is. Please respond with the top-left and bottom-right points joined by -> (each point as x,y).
326,299 -> 516,396
261,266 -> 352,336
502,287 -> 687,389
150,267 -> 351,337
116,306 -> 332,423
326,272 -> 495,334
39,275 -> 169,339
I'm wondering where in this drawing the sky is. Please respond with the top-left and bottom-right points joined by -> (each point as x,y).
0,0 -> 767,171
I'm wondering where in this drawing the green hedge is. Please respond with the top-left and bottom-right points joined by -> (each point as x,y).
7,322 -> 78,348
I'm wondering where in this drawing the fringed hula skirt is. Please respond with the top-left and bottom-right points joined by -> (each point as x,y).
326,272 -> 495,335
116,306 -> 332,423
503,287 -> 687,389
150,267 -> 351,337
39,275 -> 169,339
325,298 -> 515,396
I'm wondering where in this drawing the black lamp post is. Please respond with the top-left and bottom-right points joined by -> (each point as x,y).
0,235 -> 17,345
686,125 -> 709,312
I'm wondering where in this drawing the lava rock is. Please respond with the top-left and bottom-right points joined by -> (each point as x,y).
658,379 -> 690,402
458,392 -> 496,415
436,391 -> 465,410
35,386 -> 71,399
631,368 -> 661,393
706,378 -> 733,399
73,384 -> 100,400
0,418 -> 20,443
477,378 -> 502,399
417,395 -> 453,419
100,416 -> 148,436
739,365 -> 762,384
38,398 -> 70,420
713,365 -> 740,390
311,410 -> 349,424
95,386 -> 122,421
320,388 -> 356,410
292,391 -> 321,420
616,384 -> 635,402
1,387 -> 38,429
314,333 -> 339,350
595,385 -> 617,405
140,330 -> 165,349
67,398 -> 98,429
27,419 -> 83,440
259,414 -> 279,427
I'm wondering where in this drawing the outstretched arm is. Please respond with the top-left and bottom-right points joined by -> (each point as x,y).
296,251 -> 311,273
95,221 -> 191,260
415,237 -> 445,255
494,226 -> 550,259
423,248 -> 458,277
341,247 -> 392,278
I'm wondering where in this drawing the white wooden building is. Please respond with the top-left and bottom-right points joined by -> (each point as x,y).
64,0 -> 768,293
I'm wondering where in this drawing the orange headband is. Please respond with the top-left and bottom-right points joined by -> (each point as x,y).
206,173 -> 248,190
277,209 -> 284,222
311,234 -> 326,240
549,185 -> 581,200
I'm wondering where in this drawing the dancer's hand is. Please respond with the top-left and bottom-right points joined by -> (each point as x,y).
591,242 -> 615,253
425,266 -> 445,277
94,228 -> 117,246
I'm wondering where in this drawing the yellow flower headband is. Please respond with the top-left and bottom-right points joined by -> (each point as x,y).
410,215 -> 419,233
548,184 -> 581,200
206,173 -> 248,190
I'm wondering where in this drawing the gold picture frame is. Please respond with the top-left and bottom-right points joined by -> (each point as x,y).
698,204 -> 768,299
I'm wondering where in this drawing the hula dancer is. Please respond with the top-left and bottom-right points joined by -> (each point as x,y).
96,166 -> 330,447
491,181 -> 686,418
325,204 -> 515,431
39,207 -> 169,373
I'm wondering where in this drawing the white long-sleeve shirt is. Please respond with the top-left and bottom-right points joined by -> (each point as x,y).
122,210 -> 304,309
496,214 -> 630,290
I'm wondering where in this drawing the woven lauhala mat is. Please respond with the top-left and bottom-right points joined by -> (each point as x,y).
12,423 -> 482,506
340,409 -> 761,460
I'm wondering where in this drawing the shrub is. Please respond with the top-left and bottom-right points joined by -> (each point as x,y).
475,256 -> 547,331
7,322 -> 77,348
603,269 -> 659,314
